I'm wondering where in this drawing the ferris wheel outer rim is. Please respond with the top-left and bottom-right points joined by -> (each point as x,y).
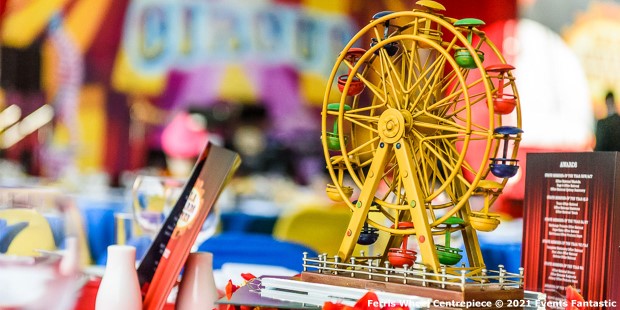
322,13 -> 491,218
321,10 -> 521,229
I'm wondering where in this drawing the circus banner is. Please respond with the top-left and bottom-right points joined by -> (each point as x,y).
0,0 -> 518,183
112,0 -> 357,108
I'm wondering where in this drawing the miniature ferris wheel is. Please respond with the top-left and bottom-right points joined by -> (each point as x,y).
320,0 -> 522,276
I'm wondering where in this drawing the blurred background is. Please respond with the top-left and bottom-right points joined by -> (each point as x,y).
2,0 -> 615,187
2,0 -> 617,186
0,0 -> 619,305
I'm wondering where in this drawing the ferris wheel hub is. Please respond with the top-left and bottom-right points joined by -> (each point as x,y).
378,108 -> 406,144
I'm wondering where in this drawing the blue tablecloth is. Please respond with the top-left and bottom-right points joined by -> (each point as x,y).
220,212 -> 278,234
198,232 -> 316,272
480,241 -> 522,274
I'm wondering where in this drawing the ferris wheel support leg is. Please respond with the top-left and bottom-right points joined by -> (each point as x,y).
337,142 -> 392,261
394,139 -> 441,274
459,209 -> 485,269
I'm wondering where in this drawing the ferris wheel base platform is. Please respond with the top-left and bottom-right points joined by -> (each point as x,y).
289,254 -> 541,309
301,271 -> 526,309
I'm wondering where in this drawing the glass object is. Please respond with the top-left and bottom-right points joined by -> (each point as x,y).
0,187 -> 85,309
0,187 -> 91,266
131,175 -> 220,248
131,176 -> 185,237
114,212 -> 141,245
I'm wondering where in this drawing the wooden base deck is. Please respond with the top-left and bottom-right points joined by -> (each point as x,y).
300,271 -> 525,309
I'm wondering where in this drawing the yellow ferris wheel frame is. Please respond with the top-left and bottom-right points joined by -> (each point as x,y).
321,1 -> 522,275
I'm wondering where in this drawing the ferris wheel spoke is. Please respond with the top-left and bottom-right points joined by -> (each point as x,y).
412,142 -> 434,199
401,65 -> 427,105
420,57 -> 449,112
345,120 -> 379,139
354,71 -> 388,103
397,35 -> 423,92
473,36 -> 485,50
372,25 -> 384,43
434,83 -> 465,111
431,160 -> 457,204
440,70 -> 460,95
405,49 -> 443,96
410,45 -> 434,89
424,139 -> 451,179
395,48 -> 416,109
381,45 -> 408,95
445,90 -> 487,114
347,135 -> 381,159
437,143 -> 473,193
418,138 -> 466,199
420,132 -> 470,145
398,47 -> 410,92
433,159 -> 454,194
449,88 -> 488,112
450,118 -> 491,139
415,113 -> 469,134
427,153 -> 458,201
344,113 -> 380,126
418,122 -> 468,136
358,154 -> 377,168
368,27 -> 396,105
375,205 -> 397,224
369,92 -> 390,112
341,58 -> 359,72
381,153 -> 399,180
454,171 -> 474,190
408,55 -> 447,112
393,177 -> 409,208
407,54 -> 435,110
414,139 -> 441,197
406,41 -> 424,88
380,169 -> 400,202
377,50 -> 405,109
439,139 -> 476,187
329,156 -> 345,167
428,76 -> 484,113
437,74 -> 464,112
443,35 -> 460,53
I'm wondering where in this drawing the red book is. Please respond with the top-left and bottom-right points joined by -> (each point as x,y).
137,143 -> 240,310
